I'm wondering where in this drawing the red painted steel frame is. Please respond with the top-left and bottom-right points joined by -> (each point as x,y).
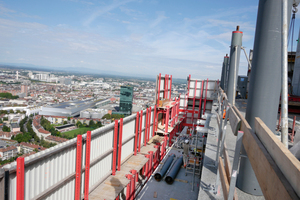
191,80 -> 197,124
144,108 -> 148,146
148,151 -> 153,177
148,107 -> 151,142
198,80 -> 204,119
118,118 -> 123,171
169,75 -> 172,100
152,105 -> 157,137
145,155 -> 150,178
203,78 -> 209,115
112,120 -> 118,175
75,135 -> 83,200
125,174 -> 132,200
134,112 -> 139,155
138,110 -> 143,152
165,106 -> 170,133
165,74 -> 169,99
157,73 -> 161,106
84,131 -> 91,200
16,157 -> 24,200
130,172 -> 135,200
130,169 -> 138,183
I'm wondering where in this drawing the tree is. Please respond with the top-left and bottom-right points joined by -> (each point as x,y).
9,109 -> 14,114
63,121 -> 68,125
0,118 -> 2,123
2,125 -> 10,132
67,117 -> 71,121
89,120 -> 95,127
76,121 -> 82,127
102,114 -> 111,119
96,121 -> 102,128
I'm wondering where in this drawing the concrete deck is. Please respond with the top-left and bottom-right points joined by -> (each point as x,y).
197,99 -> 265,200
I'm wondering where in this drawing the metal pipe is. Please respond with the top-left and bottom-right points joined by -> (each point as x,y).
241,47 -> 252,69
239,0 -> 293,195
227,26 -> 243,105
281,0 -> 289,148
154,154 -> 175,181
165,156 -> 183,184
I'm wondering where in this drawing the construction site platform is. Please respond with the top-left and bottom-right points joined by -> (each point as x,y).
89,143 -> 158,200
136,128 -> 202,200
197,100 -> 265,200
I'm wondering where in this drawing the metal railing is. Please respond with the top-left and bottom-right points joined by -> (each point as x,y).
2,107 -> 155,200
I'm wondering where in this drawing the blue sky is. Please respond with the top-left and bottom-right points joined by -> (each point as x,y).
0,0 -> 298,79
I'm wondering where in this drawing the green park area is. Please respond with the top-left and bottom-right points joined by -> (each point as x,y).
61,127 -> 95,138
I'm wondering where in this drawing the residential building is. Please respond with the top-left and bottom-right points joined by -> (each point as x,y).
0,146 -> 18,160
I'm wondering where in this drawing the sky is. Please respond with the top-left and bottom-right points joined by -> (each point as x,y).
0,0 -> 299,79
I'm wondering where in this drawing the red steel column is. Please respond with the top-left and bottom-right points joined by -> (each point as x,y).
144,108 -> 148,146
165,106 -> 170,134
169,75 -> 172,100
165,74 -> 169,99
112,120 -> 118,175
152,105 -> 157,137
84,131 -> 91,200
138,110 -> 143,152
16,157 -> 24,200
203,78 -> 209,115
198,80 -> 204,119
145,155 -> 150,178
118,118 -> 123,171
134,112 -> 139,155
148,151 -> 153,177
125,174 -> 132,200
148,107 -> 152,141
157,73 -> 161,106
191,80 -> 197,124
130,170 -> 136,200
185,75 -> 191,116
75,135 -> 83,200
130,169 -> 138,183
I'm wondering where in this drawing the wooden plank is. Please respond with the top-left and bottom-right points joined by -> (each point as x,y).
223,143 -> 231,182
218,157 -> 229,200
255,117 -> 300,198
232,106 -> 299,200
228,106 -> 241,136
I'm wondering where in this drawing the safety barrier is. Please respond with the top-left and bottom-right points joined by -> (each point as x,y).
2,107 -> 156,200
214,88 -> 300,200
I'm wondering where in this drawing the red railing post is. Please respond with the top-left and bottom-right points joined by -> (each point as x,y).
291,116 -> 296,143
16,157 -> 24,200
165,74 -> 168,99
157,73 -> 161,106
169,75 -> 172,100
130,170 -> 137,200
198,80 -> 204,119
125,174 -> 132,200
84,131 -> 91,200
144,108 -> 148,146
148,107 -> 152,141
134,112 -> 139,155
152,105 -> 157,137
203,78 -> 209,115
148,151 -> 153,177
138,110 -> 143,152
145,155 -> 150,178
118,118 -> 123,171
112,120 -> 118,175
75,135 -> 83,200
130,169 -> 138,183
165,106 -> 170,134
